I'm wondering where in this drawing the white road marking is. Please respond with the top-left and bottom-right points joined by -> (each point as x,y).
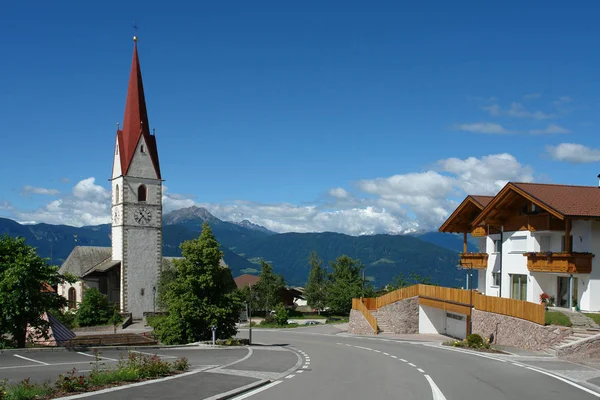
336,343 -> 343,345
400,359 -> 407,362
305,361 -> 310,365
426,343 -> 508,362
383,352 -> 389,356
345,344 -> 352,347
354,346 -> 372,350
285,374 -> 295,379
391,355 -> 398,359
13,354 -> 49,366
302,365 -> 308,369
373,350 -> 381,353
408,363 -> 416,367
77,352 -> 118,362
129,350 -> 176,359
417,368 -> 425,373
296,370 -> 304,374
227,380 -> 283,400
525,366 -> 600,398
0,361 -> 100,370
425,374 -> 448,400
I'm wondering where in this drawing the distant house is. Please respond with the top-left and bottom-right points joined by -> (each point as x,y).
233,274 -> 306,308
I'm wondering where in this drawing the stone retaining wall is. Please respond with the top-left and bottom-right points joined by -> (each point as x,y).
472,309 -> 572,351
377,297 -> 419,334
556,334 -> 600,359
349,309 -> 376,335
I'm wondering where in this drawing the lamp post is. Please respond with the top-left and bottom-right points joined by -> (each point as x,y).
457,260 -> 474,336
248,284 -> 253,345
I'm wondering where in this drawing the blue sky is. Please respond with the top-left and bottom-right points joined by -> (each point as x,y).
2,1 -> 600,234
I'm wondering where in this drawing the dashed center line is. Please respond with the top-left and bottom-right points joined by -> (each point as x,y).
408,363 -> 416,367
400,359 -> 407,362
383,352 -> 389,356
417,368 -> 425,373
391,355 -> 398,359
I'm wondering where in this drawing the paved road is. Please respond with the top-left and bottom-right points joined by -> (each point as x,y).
2,326 -> 600,399
233,326 -> 600,400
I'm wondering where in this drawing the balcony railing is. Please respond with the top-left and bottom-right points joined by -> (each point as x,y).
459,253 -> 489,269
524,252 -> 594,274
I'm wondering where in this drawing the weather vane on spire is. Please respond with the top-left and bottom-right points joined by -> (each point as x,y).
133,20 -> 138,42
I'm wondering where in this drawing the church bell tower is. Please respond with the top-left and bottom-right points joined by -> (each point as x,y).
111,36 -> 163,319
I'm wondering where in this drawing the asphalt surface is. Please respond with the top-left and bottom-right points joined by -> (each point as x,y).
2,326 -> 600,399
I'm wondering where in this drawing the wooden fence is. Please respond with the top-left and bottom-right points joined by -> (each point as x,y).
352,298 -> 378,333
474,293 -> 545,325
352,284 -> 545,326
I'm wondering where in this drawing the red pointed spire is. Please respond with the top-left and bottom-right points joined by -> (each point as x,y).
116,38 -> 161,179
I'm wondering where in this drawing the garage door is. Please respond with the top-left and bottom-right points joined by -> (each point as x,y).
445,312 -> 466,339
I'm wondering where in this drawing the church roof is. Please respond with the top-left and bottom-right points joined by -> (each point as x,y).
59,246 -> 112,277
116,39 -> 161,179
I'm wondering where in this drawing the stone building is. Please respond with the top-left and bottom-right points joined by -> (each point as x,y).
58,37 -> 167,320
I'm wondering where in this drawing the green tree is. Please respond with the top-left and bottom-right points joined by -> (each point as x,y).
76,288 -> 113,327
273,303 -> 289,326
0,235 -> 74,347
254,261 -> 285,313
108,306 -> 123,334
326,255 -> 364,315
153,223 -> 242,345
304,252 -> 327,314
387,271 -> 432,291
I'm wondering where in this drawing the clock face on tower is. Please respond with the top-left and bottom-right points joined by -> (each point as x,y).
133,207 -> 152,225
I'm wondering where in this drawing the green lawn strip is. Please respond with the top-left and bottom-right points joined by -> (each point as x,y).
2,353 -> 189,400
545,311 -> 573,327
249,322 -> 301,329
584,313 -> 600,325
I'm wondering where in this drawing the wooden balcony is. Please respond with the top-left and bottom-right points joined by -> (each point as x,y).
459,253 -> 489,269
525,252 -> 594,274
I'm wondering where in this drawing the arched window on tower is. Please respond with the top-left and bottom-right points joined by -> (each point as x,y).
68,287 -> 77,309
116,184 -> 120,204
138,185 -> 147,202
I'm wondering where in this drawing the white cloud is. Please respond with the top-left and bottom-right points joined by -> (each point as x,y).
22,186 -> 60,196
454,122 -> 510,134
60,177 -> 70,183
328,187 -> 350,199
546,143 -> 600,164
482,101 -> 554,120
523,93 -> 541,100
553,96 -> 573,107
0,153 -> 537,234
530,124 -> 571,134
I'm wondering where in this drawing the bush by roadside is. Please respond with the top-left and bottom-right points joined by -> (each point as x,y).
442,334 -> 506,354
0,352 -> 189,400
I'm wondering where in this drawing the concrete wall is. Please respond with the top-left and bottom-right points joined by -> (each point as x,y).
348,309 -> 376,335
377,297 -> 419,334
419,305 -> 444,334
472,309 -> 572,351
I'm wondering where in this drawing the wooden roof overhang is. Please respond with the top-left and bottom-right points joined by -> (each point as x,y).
439,195 -> 488,233
472,183 -> 565,228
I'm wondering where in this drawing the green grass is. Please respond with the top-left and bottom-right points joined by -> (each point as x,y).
89,369 -> 140,386
584,313 -> 600,325
325,317 -> 349,324
4,381 -> 54,400
545,311 -> 573,327
249,322 -> 300,328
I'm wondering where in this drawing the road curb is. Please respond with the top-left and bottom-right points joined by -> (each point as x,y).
202,379 -> 271,400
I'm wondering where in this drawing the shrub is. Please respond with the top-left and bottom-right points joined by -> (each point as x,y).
4,379 -> 53,400
118,353 -> 171,379
172,357 -> 190,371
55,369 -> 90,392
76,288 -> 114,327
50,308 -> 78,330
261,314 -> 275,325
466,334 -> 485,348
274,303 -> 289,326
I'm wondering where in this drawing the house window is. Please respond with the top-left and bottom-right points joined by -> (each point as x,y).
141,145 -> 145,153
138,185 -> 147,202
68,287 -> 77,309
493,239 -> 501,253
116,184 -> 120,204
492,272 -> 501,287
510,274 -> 528,301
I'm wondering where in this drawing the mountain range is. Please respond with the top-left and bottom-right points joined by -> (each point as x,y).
0,206 -> 473,287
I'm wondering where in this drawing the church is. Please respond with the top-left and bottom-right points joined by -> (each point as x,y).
59,37 -> 169,320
